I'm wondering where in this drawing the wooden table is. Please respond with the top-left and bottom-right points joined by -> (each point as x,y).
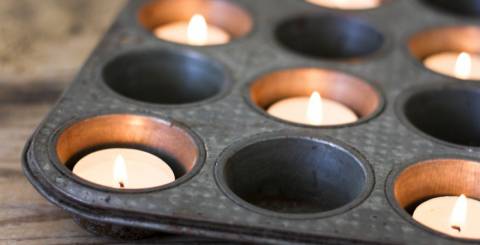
0,1 -> 229,243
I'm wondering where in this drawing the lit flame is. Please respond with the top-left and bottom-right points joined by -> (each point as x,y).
455,52 -> 472,79
306,91 -> 323,125
450,194 -> 468,232
187,14 -> 208,45
114,155 -> 127,188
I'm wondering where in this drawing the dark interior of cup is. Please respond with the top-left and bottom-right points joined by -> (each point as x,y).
221,137 -> 369,214
421,0 -> 480,17
103,50 -> 228,104
275,15 -> 383,59
402,85 -> 480,147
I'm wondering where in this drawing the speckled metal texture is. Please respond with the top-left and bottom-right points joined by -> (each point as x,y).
22,0 -> 480,244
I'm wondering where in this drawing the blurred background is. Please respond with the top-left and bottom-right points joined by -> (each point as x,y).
0,1 -> 213,243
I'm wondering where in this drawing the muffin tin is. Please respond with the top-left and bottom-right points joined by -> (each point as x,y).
22,0 -> 480,244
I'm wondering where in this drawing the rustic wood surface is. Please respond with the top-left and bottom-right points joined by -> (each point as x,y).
0,1 -> 231,244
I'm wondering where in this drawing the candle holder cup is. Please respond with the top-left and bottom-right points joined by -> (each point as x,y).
52,114 -> 202,191
138,0 -> 253,45
22,0 -> 480,244
387,158 -> 480,240
408,26 -> 480,80
247,67 -> 383,127
54,114 -> 204,189
34,113 -> 205,238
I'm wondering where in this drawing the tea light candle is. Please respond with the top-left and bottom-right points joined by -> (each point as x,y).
306,0 -> 381,9
154,14 -> 230,46
73,148 -> 175,189
413,195 -> 480,239
423,52 -> 480,80
267,91 -> 358,126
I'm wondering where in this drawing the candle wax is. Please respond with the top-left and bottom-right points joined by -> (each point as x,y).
306,0 -> 381,9
413,196 -> 480,239
154,21 -> 230,46
267,96 -> 358,126
73,148 -> 175,189
423,52 -> 480,80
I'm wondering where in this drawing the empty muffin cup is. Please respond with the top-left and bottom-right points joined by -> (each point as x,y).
102,49 -> 230,105
275,15 -> 384,59
397,83 -> 480,148
215,133 -> 373,217
420,0 -> 480,17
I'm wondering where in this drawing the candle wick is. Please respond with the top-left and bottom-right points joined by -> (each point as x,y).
451,225 -> 461,232
119,181 -> 125,188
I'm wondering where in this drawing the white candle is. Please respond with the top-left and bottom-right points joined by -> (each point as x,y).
154,14 -> 230,46
73,148 -> 175,189
423,52 -> 480,80
267,91 -> 358,126
306,0 -> 381,9
413,195 -> 480,239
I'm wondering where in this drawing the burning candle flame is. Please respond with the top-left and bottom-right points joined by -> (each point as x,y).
306,91 -> 323,125
450,194 -> 468,233
187,14 -> 208,45
455,52 -> 472,80
114,155 -> 128,188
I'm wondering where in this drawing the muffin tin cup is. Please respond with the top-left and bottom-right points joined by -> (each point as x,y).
102,49 -> 232,106
275,14 -> 385,60
215,133 -> 374,219
21,0 -> 480,244
408,25 -> 480,80
420,0 -> 480,17
50,113 -> 205,192
245,67 -> 384,128
386,157 -> 480,242
23,112 -> 205,239
138,0 -> 253,45
396,82 -> 480,150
